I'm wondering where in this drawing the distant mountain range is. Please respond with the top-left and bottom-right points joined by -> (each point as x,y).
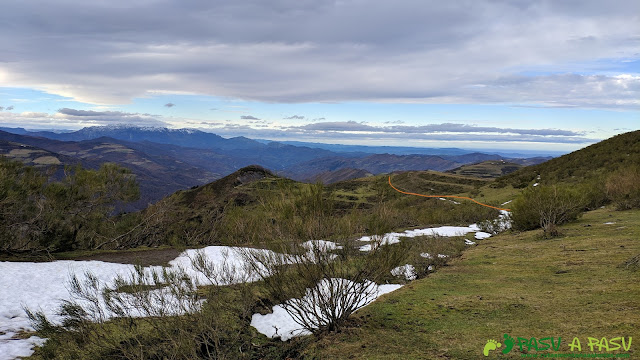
0,125 -> 552,208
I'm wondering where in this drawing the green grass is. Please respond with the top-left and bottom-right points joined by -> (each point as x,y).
305,207 -> 640,359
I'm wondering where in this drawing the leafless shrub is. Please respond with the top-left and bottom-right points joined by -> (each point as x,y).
240,237 -> 408,334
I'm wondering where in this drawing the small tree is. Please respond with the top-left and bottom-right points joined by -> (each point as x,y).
0,157 -> 48,251
511,185 -> 586,237
41,163 -> 140,250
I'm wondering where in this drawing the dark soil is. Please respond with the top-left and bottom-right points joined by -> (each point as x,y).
72,248 -> 182,266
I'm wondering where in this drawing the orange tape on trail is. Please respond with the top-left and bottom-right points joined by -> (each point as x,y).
388,176 -> 511,211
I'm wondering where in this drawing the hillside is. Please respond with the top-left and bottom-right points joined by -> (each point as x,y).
26,125 -> 262,150
285,154 -> 463,181
0,140 -> 79,168
12,125 -> 343,170
307,168 -> 374,184
113,166 -> 501,249
447,160 -> 523,178
496,130 -> 640,188
1,126 -> 552,180
306,207 -> 640,359
7,132 -> 640,360
0,131 -> 219,208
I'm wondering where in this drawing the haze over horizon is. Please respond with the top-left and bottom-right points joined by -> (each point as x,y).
1,0 -> 638,152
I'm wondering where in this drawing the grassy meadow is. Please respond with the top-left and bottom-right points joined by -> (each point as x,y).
305,207 -> 640,359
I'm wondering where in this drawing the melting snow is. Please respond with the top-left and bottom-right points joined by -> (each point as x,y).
0,246 -> 280,359
391,264 -> 417,280
301,240 -> 342,251
250,279 -> 402,341
1,211 -> 512,356
438,197 -> 461,205
358,224 -> 489,251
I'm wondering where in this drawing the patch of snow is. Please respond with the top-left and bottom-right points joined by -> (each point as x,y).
427,265 -> 434,271
474,232 -> 492,240
251,304 -> 312,340
0,332 -> 46,360
299,240 -> 342,262
0,246 -> 282,359
604,222 -> 616,225
359,224 -> 496,251
420,252 -> 432,259
169,246 -> 282,285
301,240 -> 342,251
437,198 -> 461,204
437,197 -> 460,204
533,183 -> 539,187
465,239 -> 477,245
358,232 -> 403,251
391,264 -> 417,280
497,210 -> 513,230
250,279 -> 402,341
501,200 -> 512,205
437,254 -> 449,258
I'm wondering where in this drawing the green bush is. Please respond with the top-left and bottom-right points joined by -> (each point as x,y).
511,184 -> 587,237
0,158 -> 139,252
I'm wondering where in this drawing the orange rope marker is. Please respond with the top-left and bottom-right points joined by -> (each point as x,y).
388,176 -> 511,212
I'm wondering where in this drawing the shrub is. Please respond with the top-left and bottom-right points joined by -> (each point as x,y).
0,159 -> 139,252
26,251 -> 284,359
241,237 -> 409,335
511,185 -> 587,237
606,166 -> 640,210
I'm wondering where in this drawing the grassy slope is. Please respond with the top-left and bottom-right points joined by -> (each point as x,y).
496,130 -> 640,188
447,160 -> 523,178
307,207 -> 640,359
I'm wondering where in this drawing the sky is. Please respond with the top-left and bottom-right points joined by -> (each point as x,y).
0,0 -> 638,152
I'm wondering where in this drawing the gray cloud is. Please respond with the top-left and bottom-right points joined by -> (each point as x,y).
53,108 -> 167,127
241,115 -> 260,120
164,103 -> 175,108
194,122 -> 595,147
58,108 -> 125,117
6,106 -> 13,111
298,121 -> 377,132
0,1 -> 636,108
294,122 -> 582,137
284,115 -> 305,119
0,107 -> 3,111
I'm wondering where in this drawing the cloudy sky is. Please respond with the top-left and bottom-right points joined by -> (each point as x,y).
0,0 -> 638,151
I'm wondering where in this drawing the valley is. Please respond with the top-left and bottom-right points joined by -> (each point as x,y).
0,129 -> 638,359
